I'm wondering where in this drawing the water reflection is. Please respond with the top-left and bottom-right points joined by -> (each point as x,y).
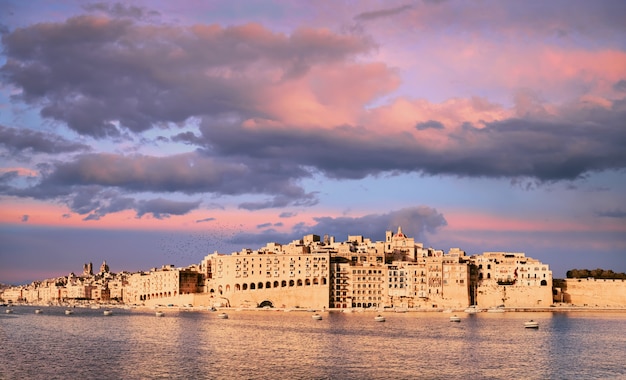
1,307 -> 625,379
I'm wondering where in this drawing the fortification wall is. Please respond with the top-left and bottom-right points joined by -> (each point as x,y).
476,284 -> 553,307
561,279 -> 626,307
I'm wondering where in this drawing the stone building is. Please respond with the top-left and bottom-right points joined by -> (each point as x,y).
471,252 -> 553,307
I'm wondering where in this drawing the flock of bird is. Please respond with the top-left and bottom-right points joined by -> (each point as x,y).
156,222 -> 246,265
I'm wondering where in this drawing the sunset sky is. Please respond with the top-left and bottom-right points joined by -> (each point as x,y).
1,0 -> 625,284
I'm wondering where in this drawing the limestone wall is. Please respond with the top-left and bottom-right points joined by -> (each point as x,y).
561,279 -> 626,307
476,284 -> 553,307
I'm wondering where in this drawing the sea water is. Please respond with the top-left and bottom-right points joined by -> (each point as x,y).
1,306 -> 625,379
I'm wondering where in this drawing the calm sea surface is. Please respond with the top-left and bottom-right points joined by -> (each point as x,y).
1,306 -> 625,380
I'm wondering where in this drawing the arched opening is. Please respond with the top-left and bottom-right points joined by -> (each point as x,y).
305,279 -> 311,286
258,282 -> 263,289
250,283 -> 256,290
266,282 -> 271,288
235,284 -> 241,291
258,300 -> 274,308
540,280 -> 548,286
297,279 -> 302,286
289,280 -> 295,287
242,283 -> 248,290
313,278 -> 319,285
281,280 -> 287,287
226,285 -> 230,292
322,278 -> 327,285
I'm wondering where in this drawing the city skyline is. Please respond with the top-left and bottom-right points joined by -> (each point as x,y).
1,0 -> 625,284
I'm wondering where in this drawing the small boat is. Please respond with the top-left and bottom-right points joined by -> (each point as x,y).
487,305 -> 506,313
374,315 -> 386,322
312,313 -> 323,320
342,308 -> 353,313
5,309 -> 13,314
155,311 -> 164,317
450,315 -> 461,322
464,305 -> 481,314
35,309 -> 43,314
217,313 -> 228,319
65,309 -> 73,315
103,310 -> 113,316
524,320 -> 539,329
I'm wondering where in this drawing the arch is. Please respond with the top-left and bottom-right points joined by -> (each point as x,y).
322,278 -> 327,285
226,285 -> 230,292
281,280 -> 287,287
313,278 -> 319,285
305,279 -> 311,286
289,280 -> 295,287
235,284 -> 241,291
266,281 -> 271,289
274,281 -> 279,288
258,282 -> 264,289
242,283 -> 248,290
258,300 -> 274,308
540,280 -> 548,286
297,279 -> 303,286
250,283 -> 256,290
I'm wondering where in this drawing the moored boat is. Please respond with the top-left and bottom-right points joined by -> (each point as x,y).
374,315 -> 386,322
464,305 -> 481,314
524,320 -> 539,329
311,313 -> 323,320
103,310 -> 113,316
35,309 -> 43,314
217,312 -> 228,319
65,309 -> 73,315
155,311 -> 164,317
450,315 -> 461,322
5,308 -> 13,314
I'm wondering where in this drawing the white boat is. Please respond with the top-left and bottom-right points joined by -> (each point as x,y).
464,305 -> 481,314
103,310 -> 113,316
35,309 -> 43,314
374,315 -> 386,322
312,313 -> 323,320
155,311 -> 164,317
5,309 -> 13,314
342,308 -> 353,313
217,313 -> 228,319
450,315 -> 461,322
524,320 -> 539,329
65,309 -> 73,315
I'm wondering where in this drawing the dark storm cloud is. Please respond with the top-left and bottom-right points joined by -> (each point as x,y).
0,125 -> 90,155
199,98 -> 626,181
228,206 -> 447,249
0,15 -> 373,138
196,217 -> 216,223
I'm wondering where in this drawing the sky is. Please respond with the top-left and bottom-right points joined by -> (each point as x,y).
1,0 -> 625,285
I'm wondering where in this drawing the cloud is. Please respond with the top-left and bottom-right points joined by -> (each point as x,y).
135,198 -> 201,219
196,217 -> 216,223
354,4 -> 413,21
82,2 -> 160,20
1,15 -> 374,138
0,125 -> 90,156
596,209 -> 626,219
415,120 -> 445,130
229,206 -> 447,248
